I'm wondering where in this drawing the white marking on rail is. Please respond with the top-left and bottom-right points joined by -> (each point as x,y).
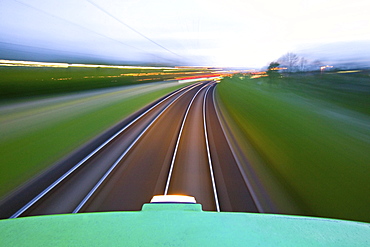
164,83 -> 210,195
211,86 -> 264,213
72,83 -> 206,213
203,85 -> 221,212
9,82 -> 202,218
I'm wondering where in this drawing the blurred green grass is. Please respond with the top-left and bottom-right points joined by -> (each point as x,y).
0,82 -> 189,198
0,66 -> 200,100
216,73 -> 370,222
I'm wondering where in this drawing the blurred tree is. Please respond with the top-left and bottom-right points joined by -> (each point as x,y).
278,52 -> 299,72
298,57 -> 308,72
266,62 -> 280,79
311,59 -> 323,71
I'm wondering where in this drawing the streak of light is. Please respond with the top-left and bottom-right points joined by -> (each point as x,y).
0,59 -> 179,70
269,67 -> 287,71
177,76 -> 222,83
320,65 -> 333,71
0,59 -> 69,68
336,70 -> 362,73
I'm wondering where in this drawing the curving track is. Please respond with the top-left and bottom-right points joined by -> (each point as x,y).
1,81 -> 260,218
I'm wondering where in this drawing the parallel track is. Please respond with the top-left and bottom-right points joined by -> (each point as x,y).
9,82 -> 203,218
6,81 -> 260,218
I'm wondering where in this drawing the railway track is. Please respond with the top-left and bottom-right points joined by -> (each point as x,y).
3,80 -> 260,218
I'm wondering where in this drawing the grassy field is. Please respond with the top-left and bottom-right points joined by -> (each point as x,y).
0,65 -> 206,100
0,81 -> 190,198
216,72 -> 370,223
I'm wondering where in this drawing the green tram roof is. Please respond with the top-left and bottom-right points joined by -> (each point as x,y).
1,203 -> 369,246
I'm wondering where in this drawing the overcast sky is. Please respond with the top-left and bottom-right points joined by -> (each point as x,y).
1,0 -> 369,67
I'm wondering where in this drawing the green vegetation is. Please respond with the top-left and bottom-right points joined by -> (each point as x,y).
216,72 -> 370,222
0,81 -> 190,198
278,72 -> 370,115
0,63 -> 212,198
0,66 -> 204,101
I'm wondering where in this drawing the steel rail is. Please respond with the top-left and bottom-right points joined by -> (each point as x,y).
164,83 -> 211,195
203,84 -> 221,212
211,86 -> 264,213
72,83 -> 208,213
9,82 -> 203,218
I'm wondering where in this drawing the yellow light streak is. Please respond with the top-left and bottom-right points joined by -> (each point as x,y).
337,70 -> 361,73
0,59 -> 179,70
